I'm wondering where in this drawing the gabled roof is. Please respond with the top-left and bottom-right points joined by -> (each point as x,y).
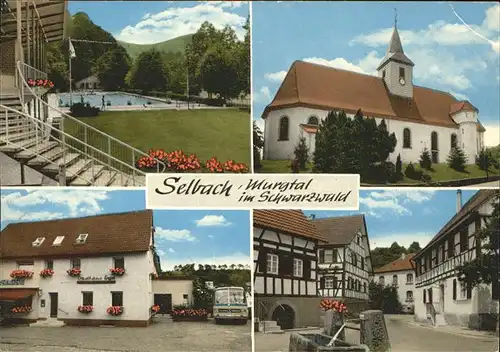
413,190 -> 498,260
253,210 -> 326,242
374,253 -> 415,274
262,60 -> 483,133
311,214 -> 366,246
0,210 -> 153,259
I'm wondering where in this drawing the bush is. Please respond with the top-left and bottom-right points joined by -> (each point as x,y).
447,146 -> 467,172
69,102 -> 100,117
476,149 -> 491,171
405,162 -> 432,183
395,154 -> 403,181
368,161 -> 396,184
419,148 -> 432,170
294,136 -> 309,171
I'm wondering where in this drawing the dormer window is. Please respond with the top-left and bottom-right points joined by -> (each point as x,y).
52,236 -> 65,246
32,237 -> 45,247
75,233 -> 88,244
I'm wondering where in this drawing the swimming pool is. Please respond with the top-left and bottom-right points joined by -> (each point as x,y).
58,92 -> 163,107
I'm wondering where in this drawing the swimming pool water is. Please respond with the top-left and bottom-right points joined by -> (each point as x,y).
58,92 -> 162,107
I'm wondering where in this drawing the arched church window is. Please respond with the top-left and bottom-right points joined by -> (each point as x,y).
307,116 -> 319,125
431,132 -> 439,163
451,133 -> 457,149
278,116 -> 289,141
403,128 -> 411,148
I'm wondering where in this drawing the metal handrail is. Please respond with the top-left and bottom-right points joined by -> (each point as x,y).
1,104 -> 144,186
16,61 -> 166,175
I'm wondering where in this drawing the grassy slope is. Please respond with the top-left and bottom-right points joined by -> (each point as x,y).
68,109 -> 251,167
118,34 -> 193,59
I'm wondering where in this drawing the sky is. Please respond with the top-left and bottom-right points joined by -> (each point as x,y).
0,189 -> 251,271
303,189 -> 478,250
68,1 -> 249,44
252,2 -> 500,147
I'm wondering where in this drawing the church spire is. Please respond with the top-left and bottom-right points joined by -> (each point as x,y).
387,10 -> 405,54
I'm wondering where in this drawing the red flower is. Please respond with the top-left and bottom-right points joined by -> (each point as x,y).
205,157 -> 224,173
151,305 -> 160,313
320,299 -> 348,313
171,308 -> 207,318
40,269 -> 55,278
110,268 -> 126,276
67,268 -> 81,277
10,269 -> 34,279
11,306 -> 32,313
106,306 -> 124,316
78,305 -> 93,313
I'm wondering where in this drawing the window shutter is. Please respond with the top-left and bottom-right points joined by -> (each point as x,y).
303,259 -> 311,279
258,249 -> 267,273
428,288 -> 433,303
452,279 -> 457,300
320,276 -> 325,289
319,249 -> 325,263
492,277 -> 499,300
466,283 -> 472,299
279,254 -> 293,276
423,289 -> 427,303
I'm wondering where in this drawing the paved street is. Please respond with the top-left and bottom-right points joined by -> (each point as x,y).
0,317 -> 251,352
255,315 -> 499,352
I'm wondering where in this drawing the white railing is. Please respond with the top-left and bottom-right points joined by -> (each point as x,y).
16,61 -> 166,182
0,104 -> 143,186
21,63 -> 48,81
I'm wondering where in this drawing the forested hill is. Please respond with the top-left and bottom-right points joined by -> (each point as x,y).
118,34 -> 193,59
371,241 -> 422,269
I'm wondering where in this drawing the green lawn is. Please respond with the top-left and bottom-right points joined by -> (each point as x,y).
258,159 -> 499,184
65,108 -> 251,170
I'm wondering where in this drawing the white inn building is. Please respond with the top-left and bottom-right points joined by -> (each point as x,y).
412,190 -> 499,331
253,210 -> 327,329
0,210 -> 162,327
311,214 -> 372,308
373,253 -> 416,314
262,24 -> 486,165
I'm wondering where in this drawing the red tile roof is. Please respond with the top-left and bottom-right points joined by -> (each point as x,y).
253,210 -> 326,242
263,61 -> 483,132
0,210 -> 153,259
311,214 -> 366,245
374,253 -> 415,273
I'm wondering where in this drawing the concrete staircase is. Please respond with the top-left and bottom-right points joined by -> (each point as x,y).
0,93 -> 146,186
259,319 -> 284,334
30,318 -> 66,328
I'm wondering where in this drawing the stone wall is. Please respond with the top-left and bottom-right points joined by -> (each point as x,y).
256,296 -> 324,328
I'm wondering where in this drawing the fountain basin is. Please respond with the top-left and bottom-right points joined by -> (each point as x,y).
289,332 -> 368,352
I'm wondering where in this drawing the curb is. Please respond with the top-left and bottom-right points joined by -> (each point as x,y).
408,322 -> 499,340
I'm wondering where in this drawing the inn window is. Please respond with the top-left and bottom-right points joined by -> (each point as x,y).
293,258 -> 303,277
406,291 -> 413,302
378,276 -> 385,286
278,116 -> 289,141
406,273 -> 413,284
71,258 -> 81,269
392,275 -> 398,286
82,292 -> 93,306
325,277 -> 335,289
447,237 -> 455,258
111,291 -> 123,307
319,249 -> 337,263
45,260 -> 53,270
114,257 -> 125,269
460,229 -> 469,252
266,253 -> 279,275
307,116 -> 319,125
403,128 -> 411,148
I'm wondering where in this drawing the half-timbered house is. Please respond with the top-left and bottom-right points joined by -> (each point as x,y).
311,214 -> 372,311
253,210 -> 327,329
412,189 -> 499,331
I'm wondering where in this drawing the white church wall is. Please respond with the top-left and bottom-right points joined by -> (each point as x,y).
264,107 -> 477,165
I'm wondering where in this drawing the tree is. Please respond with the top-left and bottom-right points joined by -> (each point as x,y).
192,277 -> 213,309
368,282 -> 402,314
128,49 -> 168,94
407,242 -> 421,253
94,45 -> 131,90
419,147 -> 432,170
476,148 -> 491,174
294,135 -> 309,171
447,146 -> 468,171
253,121 -> 264,171
395,154 -> 403,181
456,192 -> 499,290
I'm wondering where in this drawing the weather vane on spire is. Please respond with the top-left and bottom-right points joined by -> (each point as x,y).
394,8 -> 398,28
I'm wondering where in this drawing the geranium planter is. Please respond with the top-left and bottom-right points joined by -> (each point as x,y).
320,299 -> 348,340
10,269 -> 34,279
106,306 -> 124,316
151,305 -> 160,315
109,268 -> 125,276
11,306 -> 32,314
40,269 -> 54,278
171,308 -> 208,322
67,268 -> 81,277
27,78 -> 54,89
78,305 -> 93,314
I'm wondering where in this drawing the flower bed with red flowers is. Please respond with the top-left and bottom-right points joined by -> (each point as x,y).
319,299 -> 348,314
110,268 -> 125,276
40,269 -> 54,278
106,306 -> 124,316
136,149 -> 248,173
151,305 -> 160,314
67,268 -> 81,277
27,78 -> 54,89
150,272 -> 159,280
171,308 -> 208,322
78,305 -> 93,314
10,269 -> 34,279
11,306 -> 32,314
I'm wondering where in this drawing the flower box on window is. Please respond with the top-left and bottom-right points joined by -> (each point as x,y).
78,305 -> 93,314
40,269 -> 54,278
10,269 -> 34,279
171,308 -> 208,322
67,268 -> 81,277
27,78 -> 54,89
109,268 -> 125,276
151,305 -> 160,314
11,306 -> 32,314
106,306 -> 124,316
319,298 -> 348,314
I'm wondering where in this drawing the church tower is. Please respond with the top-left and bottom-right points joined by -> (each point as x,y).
377,15 -> 415,99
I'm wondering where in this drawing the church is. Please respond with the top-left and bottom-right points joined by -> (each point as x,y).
261,24 -> 486,165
